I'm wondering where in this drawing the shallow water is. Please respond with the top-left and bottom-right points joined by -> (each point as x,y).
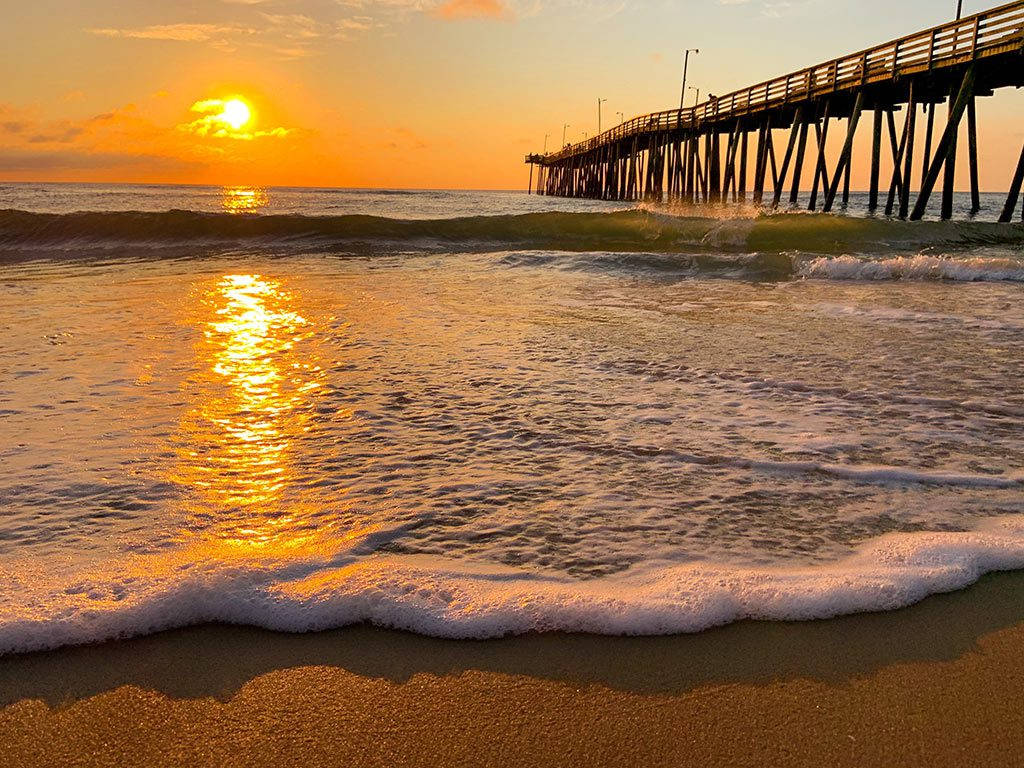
1,184 -> 1023,651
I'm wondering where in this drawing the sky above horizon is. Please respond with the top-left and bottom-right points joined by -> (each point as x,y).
2,0 -> 1021,189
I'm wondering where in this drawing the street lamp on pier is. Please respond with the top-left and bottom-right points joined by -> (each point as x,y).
679,48 -> 699,110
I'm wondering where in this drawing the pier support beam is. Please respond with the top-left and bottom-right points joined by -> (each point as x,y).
739,130 -> 749,202
808,103 -> 831,211
967,96 -> 981,215
824,91 -> 864,212
790,119 -> 809,206
773,107 -> 804,209
942,90 -> 959,220
921,102 -> 935,189
868,107 -> 882,213
998,141 -> 1024,223
885,108 -> 906,217
911,65 -> 975,221
899,82 -> 917,220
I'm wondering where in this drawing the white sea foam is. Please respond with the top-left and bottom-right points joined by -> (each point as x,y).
3,518 -> 1024,654
798,254 -> 1024,281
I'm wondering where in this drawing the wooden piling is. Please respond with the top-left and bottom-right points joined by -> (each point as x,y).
911,65 -> 975,221
739,130 -> 748,202
790,119 -> 809,205
868,107 -> 882,212
998,141 -> 1024,223
967,96 -> 980,215
824,91 -> 863,212
774,107 -> 804,209
899,82 -> 917,220
808,103 -> 830,211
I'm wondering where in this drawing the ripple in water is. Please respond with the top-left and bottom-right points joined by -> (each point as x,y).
0,240 -> 1023,651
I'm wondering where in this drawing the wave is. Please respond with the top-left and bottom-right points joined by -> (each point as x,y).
797,253 -> 1024,281
500,250 -> 1024,282
3,516 -> 1024,654
2,208 -> 1023,260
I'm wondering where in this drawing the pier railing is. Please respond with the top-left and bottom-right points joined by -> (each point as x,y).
534,0 -> 1024,164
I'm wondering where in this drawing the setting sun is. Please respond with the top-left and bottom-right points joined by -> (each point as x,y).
180,96 -> 286,141
220,99 -> 251,130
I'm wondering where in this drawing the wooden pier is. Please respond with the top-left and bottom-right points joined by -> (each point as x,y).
526,1 -> 1024,221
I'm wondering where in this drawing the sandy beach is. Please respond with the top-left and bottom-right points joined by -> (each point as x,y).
1,570 -> 1022,767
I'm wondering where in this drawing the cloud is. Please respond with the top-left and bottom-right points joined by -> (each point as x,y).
88,23 -> 248,42
0,149 -> 199,172
86,0 -> 620,58
433,0 -> 510,20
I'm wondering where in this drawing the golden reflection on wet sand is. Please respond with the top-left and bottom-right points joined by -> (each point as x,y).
171,273 -> 327,550
222,187 -> 269,214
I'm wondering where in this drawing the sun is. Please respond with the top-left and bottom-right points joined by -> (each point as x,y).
219,99 -> 251,130
182,96 -> 288,141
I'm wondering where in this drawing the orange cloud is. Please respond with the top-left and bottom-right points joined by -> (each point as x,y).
434,0 -> 510,21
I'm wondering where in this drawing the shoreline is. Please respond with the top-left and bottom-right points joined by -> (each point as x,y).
2,570 -> 1024,766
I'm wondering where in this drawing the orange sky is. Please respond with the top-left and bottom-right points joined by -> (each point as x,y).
1,0 -> 1022,190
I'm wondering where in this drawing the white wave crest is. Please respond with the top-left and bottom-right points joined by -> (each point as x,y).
798,254 -> 1024,282
3,517 -> 1024,655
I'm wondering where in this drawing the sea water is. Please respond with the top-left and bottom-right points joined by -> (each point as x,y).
1,182 -> 1023,652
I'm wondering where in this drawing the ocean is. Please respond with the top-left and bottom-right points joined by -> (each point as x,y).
1,182 -> 1023,653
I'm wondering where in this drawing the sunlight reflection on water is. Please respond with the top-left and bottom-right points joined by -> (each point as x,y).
170,273 -> 330,551
221,186 -> 269,214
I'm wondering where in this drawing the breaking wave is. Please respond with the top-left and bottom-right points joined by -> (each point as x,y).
3,516 -> 1024,654
1,207 -> 1022,264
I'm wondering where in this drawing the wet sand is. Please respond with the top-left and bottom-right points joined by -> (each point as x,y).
2,571 -> 1024,767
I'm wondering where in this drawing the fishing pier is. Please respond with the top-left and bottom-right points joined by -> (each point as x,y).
526,1 -> 1024,221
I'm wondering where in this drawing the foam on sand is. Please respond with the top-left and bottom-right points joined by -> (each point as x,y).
3,516 -> 1024,655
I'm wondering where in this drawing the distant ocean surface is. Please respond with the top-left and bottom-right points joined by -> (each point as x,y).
1,182 -> 1023,653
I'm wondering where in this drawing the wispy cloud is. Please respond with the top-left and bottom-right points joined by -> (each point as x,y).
433,0 -> 511,20
88,0 -> 627,60
89,23 -> 250,43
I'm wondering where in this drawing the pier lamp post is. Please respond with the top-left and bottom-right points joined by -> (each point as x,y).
956,0 -> 963,18
617,111 -> 624,124
562,123 -> 570,146
597,98 -> 607,133
679,48 -> 699,110
543,133 -> 549,153
688,86 -> 700,107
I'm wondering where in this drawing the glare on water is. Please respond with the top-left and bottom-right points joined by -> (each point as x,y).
221,186 -> 269,214
170,273 -> 330,551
